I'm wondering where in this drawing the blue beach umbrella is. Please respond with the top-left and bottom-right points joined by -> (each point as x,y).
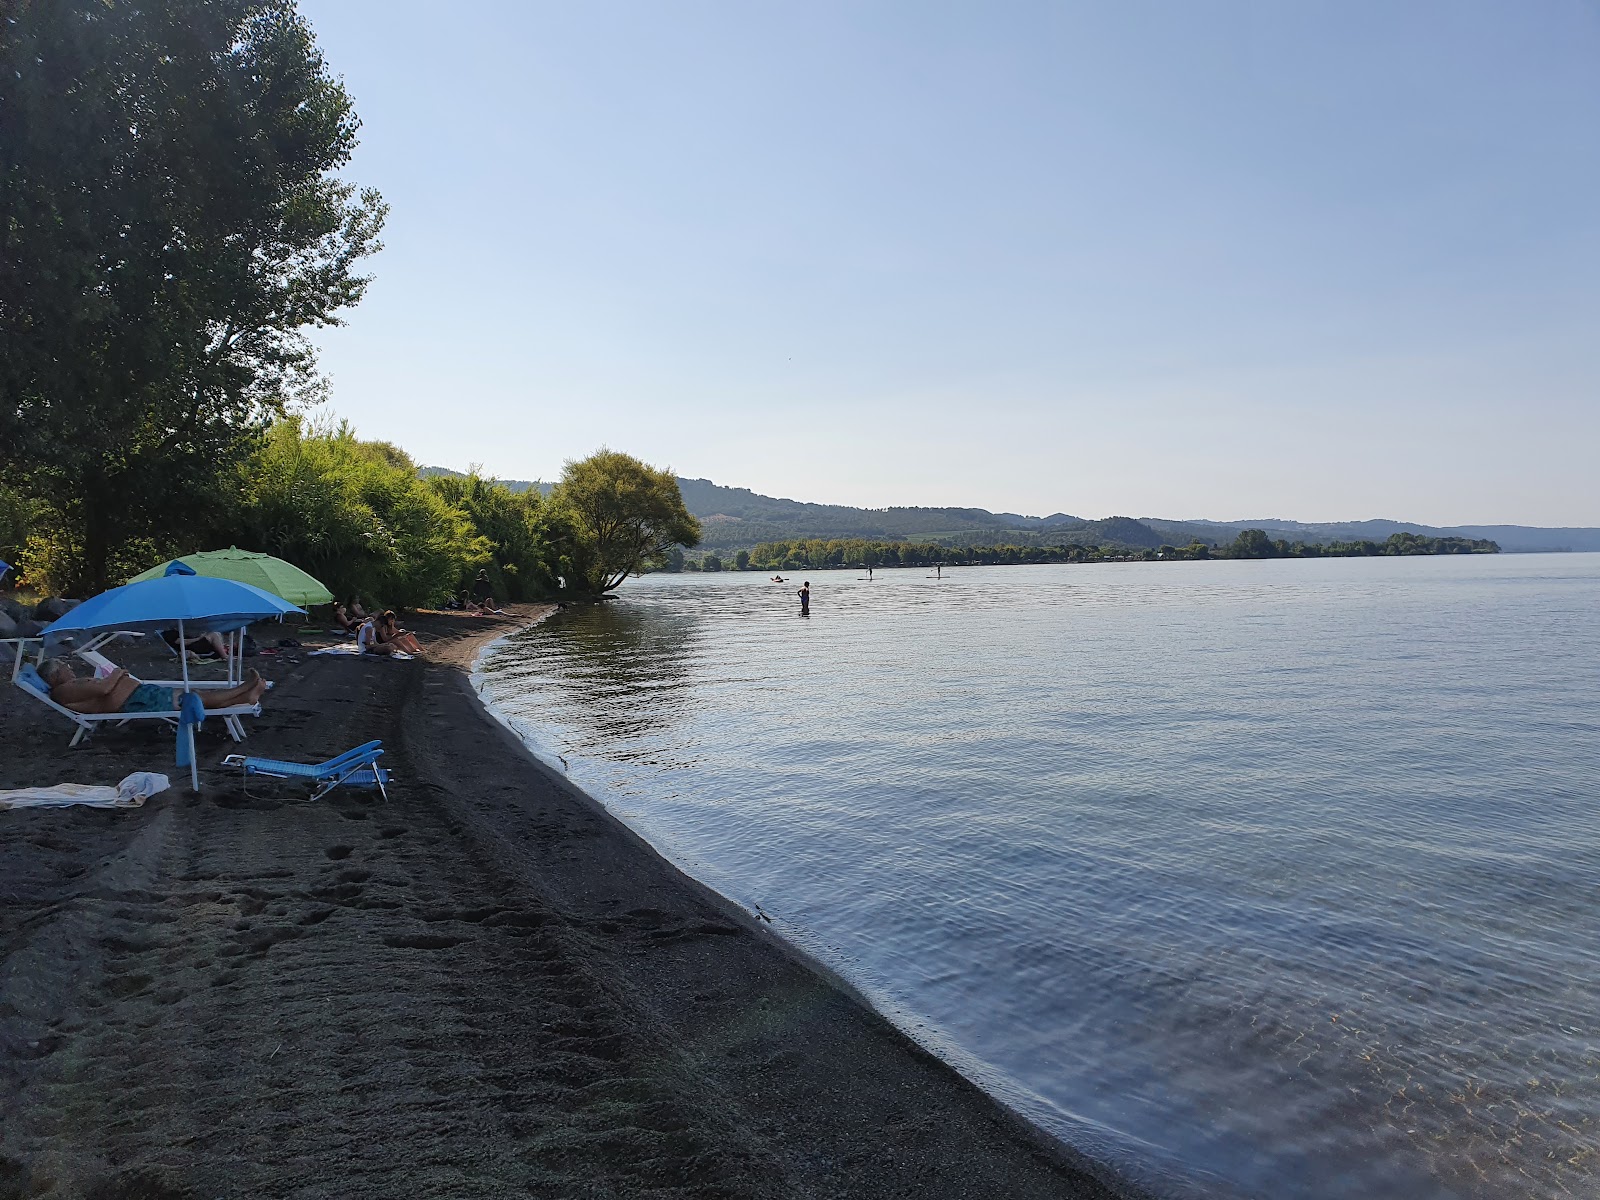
42,562 -> 302,643
41,562 -> 303,789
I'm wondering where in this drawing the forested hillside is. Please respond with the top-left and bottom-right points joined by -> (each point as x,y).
421,469 -> 1597,555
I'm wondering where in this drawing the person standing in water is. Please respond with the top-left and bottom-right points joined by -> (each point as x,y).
798,581 -> 811,615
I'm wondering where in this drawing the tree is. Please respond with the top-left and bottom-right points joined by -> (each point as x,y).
734,549 -> 750,571
0,485 -> 38,583
550,449 -> 700,595
0,0 -> 386,592
222,417 -> 488,608
703,554 -> 723,572
1229,529 -> 1276,559
427,470 -> 559,600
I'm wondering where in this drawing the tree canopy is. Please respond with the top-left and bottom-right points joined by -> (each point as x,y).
552,451 -> 700,594
0,0 -> 386,591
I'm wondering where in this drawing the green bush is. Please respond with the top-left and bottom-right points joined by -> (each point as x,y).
426,472 -> 559,602
221,417 -> 488,609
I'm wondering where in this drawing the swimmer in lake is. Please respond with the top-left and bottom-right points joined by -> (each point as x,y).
798,581 -> 810,615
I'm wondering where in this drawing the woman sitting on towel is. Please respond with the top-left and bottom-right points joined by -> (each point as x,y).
355,617 -> 396,656
38,659 -> 268,714
357,613 -> 420,657
332,602 -> 362,634
375,610 -> 423,655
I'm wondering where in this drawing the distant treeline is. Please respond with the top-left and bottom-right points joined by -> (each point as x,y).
665,530 -> 1499,572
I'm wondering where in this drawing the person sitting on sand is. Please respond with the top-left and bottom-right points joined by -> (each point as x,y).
375,610 -> 423,655
332,602 -> 362,633
346,595 -> 370,622
160,628 -> 229,660
356,617 -> 397,656
38,659 -> 269,715
471,569 -> 493,606
468,571 -> 509,615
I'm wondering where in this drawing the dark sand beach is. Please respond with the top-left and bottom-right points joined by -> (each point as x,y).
0,607 -> 1141,1199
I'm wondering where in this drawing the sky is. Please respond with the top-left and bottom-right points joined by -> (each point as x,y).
296,0 -> 1600,526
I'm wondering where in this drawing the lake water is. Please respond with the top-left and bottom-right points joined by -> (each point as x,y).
476,554 -> 1600,1199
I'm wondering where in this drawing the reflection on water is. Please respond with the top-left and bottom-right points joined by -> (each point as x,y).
480,555 -> 1600,1199
489,603 -> 704,747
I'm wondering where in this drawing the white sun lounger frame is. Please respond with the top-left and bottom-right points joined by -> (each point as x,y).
6,636 -> 258,747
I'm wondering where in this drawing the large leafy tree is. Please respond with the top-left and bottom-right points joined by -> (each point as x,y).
0,0 -> 386,592
552,450 -> 700,595
426,472 -> 561,602
221,417 -> 489,609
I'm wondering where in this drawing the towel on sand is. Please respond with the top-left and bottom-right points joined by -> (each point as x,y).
0,772 -> 171,810
310,643 -> 413,661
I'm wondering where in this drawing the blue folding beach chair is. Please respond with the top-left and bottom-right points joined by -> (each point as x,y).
222,739 -> 390,802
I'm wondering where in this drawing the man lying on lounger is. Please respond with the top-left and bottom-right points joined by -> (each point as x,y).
37,659 -> 269,714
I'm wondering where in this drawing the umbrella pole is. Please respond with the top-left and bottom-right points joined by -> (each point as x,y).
180,618 -> 199,791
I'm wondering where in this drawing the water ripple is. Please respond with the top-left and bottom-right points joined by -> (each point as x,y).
482,554 -> 1600,1199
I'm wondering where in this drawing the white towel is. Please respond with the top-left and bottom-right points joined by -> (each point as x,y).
0,772 -> 171,810
310,643 -> 412,660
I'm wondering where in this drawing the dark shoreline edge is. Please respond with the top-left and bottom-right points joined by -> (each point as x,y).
460,607 -> 1155,1200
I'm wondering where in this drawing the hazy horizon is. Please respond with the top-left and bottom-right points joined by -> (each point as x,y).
420,459 -> 1599,531
300,1 -> 1600,527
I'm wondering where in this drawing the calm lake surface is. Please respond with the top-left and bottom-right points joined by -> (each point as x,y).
477,554 -> 1600,1199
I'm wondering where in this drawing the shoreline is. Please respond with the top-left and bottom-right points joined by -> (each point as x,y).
467,609 -> 1149,1186
455,607 -> 1149,1197
0,606 -> 1146,1198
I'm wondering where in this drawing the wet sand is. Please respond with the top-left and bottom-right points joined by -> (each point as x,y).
0,608 -> 1143,1199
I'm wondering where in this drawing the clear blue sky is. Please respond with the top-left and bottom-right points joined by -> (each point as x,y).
297,0 -> 1600,526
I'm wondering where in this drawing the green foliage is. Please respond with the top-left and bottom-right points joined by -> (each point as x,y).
1218,529 -> 1497,560
734,530 -> 1498,573
0,485 -> 40,583
551,450 -> 700,594
702,554 -> 724,572
1229,529 -> 1278,559
734,550 -> 751,571
426,471 -> 558,601
0,0 -> 386,591
221,417 -> 488,608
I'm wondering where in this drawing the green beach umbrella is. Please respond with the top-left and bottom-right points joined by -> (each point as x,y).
128,548 -> 334,607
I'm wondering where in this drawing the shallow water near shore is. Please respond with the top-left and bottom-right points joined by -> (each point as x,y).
479,553 -> 1600,1199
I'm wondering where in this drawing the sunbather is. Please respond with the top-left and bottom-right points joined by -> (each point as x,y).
161,628 -> 229,660
37,659 -> 268,715
332,602 -> 362,633
375,610 -> 423,655
355,617 -> 415,657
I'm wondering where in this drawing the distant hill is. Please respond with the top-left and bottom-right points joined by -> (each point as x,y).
420,467 -> 1598,554
418,466 -> 547,495
1169,518 -> 1600,554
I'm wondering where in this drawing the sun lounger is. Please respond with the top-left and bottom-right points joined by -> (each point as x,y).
11,662 -> 261,748
221,740 -> 389,801
72,640 -> 266,743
